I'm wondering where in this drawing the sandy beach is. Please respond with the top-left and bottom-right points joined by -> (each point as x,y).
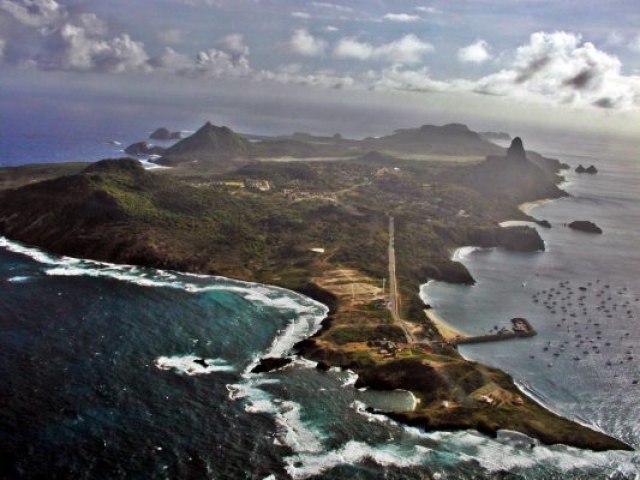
424,308 -> 469,342
518,198 -> 555,215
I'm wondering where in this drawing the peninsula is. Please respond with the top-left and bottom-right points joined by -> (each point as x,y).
0,122 -> 630,452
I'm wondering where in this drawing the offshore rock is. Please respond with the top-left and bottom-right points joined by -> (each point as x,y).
568,220 -> 603,234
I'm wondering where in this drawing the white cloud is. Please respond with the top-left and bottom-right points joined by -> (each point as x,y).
383,13 -> 421,22
0,0 -> 66,28
150,47 -> 193,72
333,34 -> 434,65
333,38 -> 373,60
267,31 -> 640,112
2,4 -> 637,113
257,63 -> 355,89
288,29 -> 327,56
0,0 -> 149,73
217,33 -> 248,57
193,48 -> 250,77
152,46 -> 250,78
151,32 -> 251,78
0,0 -> 254,77
367,65 -> 452,92
457,40 -> 491,64
291,11 -> 311,19
157,28 -> 182,45
49,26 -> 149,73
311,2 -> 353,13
415,6 -> 440,14
473,32 -> 640,109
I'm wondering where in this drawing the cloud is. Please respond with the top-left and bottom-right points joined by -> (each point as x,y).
457,40 -> 491,64
382,13 -> 421,22
149,47 -> 193,72
151,33 -> 251,78
333,34 -> 434,64
0,0 -> 252,77
0,0 -> 66,28
367,65 -> 452,93
257,62 -> 453,95
50,26 -> 149,73
415,6 -> 440,14
473,32 -> 640,109
157,28 -> 182,45
311,2 -> 353,13
333,39 -> 373,61
0,0 -> 149,73
192,48 -> 250,76
288,29 -> 327,56
151,46 -> 250,78
256,62 -> 356,90
2,4 -> 637,113
217,33 -> 248,57
273,31 -> 639,111
291,11 -> 311,19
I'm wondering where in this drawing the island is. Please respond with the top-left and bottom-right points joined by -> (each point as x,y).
150,127 -> 183,140
124,141 -> 166,156
0,122 -> 630,452
569,220 -> 603,234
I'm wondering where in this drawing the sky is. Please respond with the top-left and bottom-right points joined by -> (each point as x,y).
1,0 -> 639,141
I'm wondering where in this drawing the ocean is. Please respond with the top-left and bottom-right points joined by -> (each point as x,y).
1,118 -> 639,478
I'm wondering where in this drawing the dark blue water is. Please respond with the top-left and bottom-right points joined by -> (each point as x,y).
0,244 -> 327,478
0,91 -> 195,166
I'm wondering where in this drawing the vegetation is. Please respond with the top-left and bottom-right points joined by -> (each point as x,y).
0,125 -> 630,451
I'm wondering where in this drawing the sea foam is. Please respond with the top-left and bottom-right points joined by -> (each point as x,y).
284,440 -> 432,480
155,355 -> 234,376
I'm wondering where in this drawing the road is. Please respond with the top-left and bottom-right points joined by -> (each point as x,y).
388,216 -> 416,344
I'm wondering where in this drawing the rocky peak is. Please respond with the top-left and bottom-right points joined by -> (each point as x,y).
506,137 -> 527,161
162,121 -> 251,159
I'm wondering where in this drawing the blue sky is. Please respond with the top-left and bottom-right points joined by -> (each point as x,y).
1,0 -> 639,138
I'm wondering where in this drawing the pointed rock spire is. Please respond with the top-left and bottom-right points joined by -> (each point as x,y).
507,137 -> 527,161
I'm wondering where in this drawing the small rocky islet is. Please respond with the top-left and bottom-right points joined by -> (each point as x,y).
575,164 -> 598,174
568,220 -> 603,234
